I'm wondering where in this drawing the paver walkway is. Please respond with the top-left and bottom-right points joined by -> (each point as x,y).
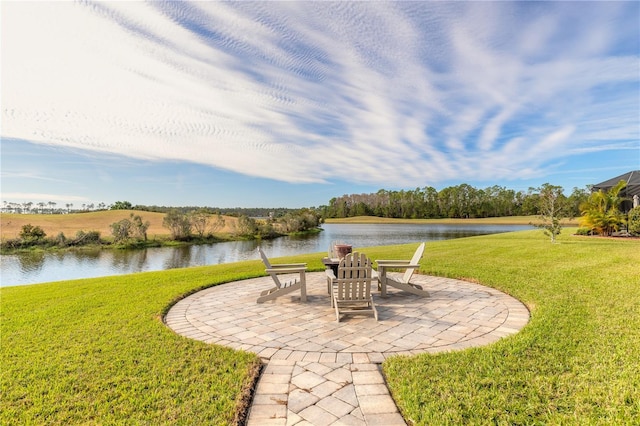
165,272 -> 529,425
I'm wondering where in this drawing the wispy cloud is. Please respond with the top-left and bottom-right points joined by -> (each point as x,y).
2,193 -> 89,203
2,1 -> 638,188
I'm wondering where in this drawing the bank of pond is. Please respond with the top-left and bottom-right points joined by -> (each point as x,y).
2,223 -> 531,286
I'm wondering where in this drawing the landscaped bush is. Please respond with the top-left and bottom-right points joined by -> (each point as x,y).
574,227 -> 592,236
628,206 -> 640,235
579,181 -> 627,236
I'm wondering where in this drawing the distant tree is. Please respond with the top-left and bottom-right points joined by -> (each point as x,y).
111,201 -> 133,210
163,209 -> 192,240
189,209 -> 211,238
530,184 -> 572,243
110,219 -> 132,242
567,187 -> 590,217
233,215 -> 258,237
130,213 -> 150,241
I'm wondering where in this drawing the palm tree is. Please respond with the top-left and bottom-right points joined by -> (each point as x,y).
579,180 -> 628,236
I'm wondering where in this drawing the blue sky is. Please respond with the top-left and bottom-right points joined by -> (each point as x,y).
1,1 -> 639,208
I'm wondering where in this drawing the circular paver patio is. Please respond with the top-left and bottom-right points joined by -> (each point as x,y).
165,272 -> 529,425
165,271 -> 529,360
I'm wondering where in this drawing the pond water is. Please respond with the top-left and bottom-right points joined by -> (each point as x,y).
0,223 -> 531,287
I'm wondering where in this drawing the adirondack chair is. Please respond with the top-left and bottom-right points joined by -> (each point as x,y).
256,247 -> 307,303
326,252 -> 378,322
376,242 -> 428,297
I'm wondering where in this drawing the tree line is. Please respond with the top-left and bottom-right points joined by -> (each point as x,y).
318,184 -> 590,219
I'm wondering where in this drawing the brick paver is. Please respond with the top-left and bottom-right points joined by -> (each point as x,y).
165,272 -> 529,425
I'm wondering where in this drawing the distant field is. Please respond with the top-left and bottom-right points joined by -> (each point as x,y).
1,212 -> 580,240
325,215 -> 579,226
0,210 -> 238,240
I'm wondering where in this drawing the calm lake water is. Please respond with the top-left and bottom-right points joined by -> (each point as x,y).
0,223 -> 531,287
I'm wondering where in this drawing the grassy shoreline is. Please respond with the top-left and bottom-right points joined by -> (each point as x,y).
2,229 -> 638,424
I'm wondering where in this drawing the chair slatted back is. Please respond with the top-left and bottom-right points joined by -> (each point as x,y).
402,242 -> 425,283
335,252 -> 372,301
258,247 -> 283,289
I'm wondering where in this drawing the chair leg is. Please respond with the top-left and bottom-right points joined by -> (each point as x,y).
371,296 -> 378,321
300,273 -> 307,302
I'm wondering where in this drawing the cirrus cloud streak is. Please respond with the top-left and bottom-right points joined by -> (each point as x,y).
2,1 -> 638,188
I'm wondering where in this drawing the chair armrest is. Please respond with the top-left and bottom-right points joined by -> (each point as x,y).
376,262 -> 420,269
376,260 -> 411,265
265,266 -> 307,273
325,269 -> 336,280
269,263 -> 307,268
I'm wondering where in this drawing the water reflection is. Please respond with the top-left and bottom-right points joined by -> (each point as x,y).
164,246 -> 194,270
16,251 -> 46,273
1,223 -> 531,287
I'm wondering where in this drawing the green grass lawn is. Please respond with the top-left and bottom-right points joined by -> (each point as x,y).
384,230 -> 640,424
2,230 -> 639,424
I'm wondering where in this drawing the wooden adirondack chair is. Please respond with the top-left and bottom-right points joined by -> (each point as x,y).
256,247 -> 307,303
376,242 -> 428,297
326,252 -> 378,322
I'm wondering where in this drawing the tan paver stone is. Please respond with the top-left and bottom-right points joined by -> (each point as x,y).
288,388 -> 320,414
257,381 -> 291,394
247,418 -> 286,426
262,374 -> 292,384
248,402 -> 287,419
336,353 -> 354,364
305,362 -> 334,376
324,367 -> 352,385
354,384 -> 389,396
351,353 -> 370,364
358,394 -> 400,415
291,371 -> 326,390
272,349 -> 294,360
286,410 -> 303,425
351,407 -> 365,420
352,371 -> 384,386
252,393 -> 288,405
334,383 -> 359,406
319,352 -> 337,363
331,414 -> 367,426
309,380 -> 344,399
287,351 -> 307,362
298,405 -> 338,426
317,395 -> 356,418
362,413 -> 406,426
303,352 -> 322,362
351,363 -> 378,371
365,352 -> 385,364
